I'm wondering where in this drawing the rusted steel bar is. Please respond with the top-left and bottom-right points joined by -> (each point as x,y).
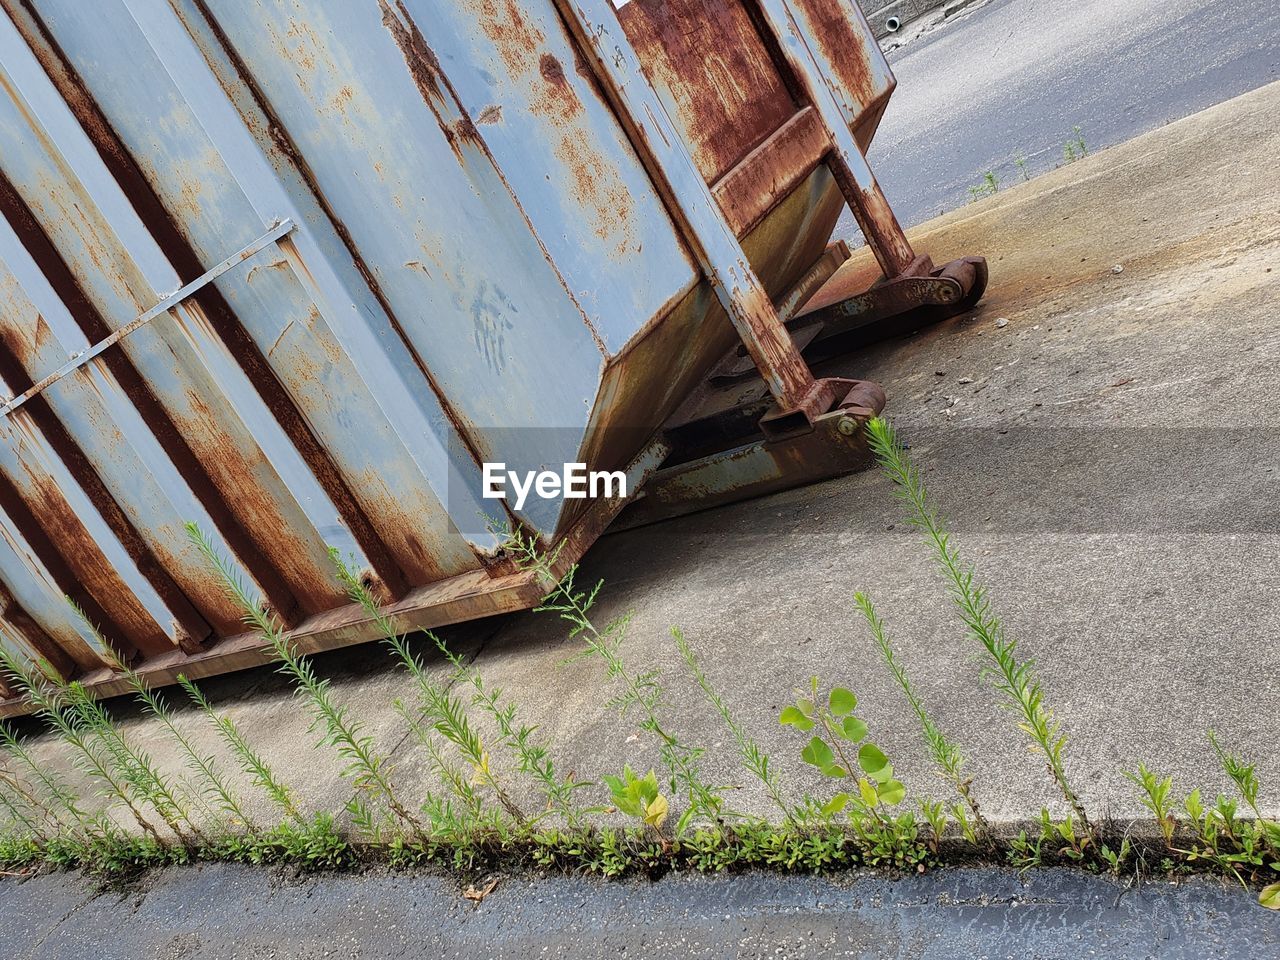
549,0 -> 818,415
747,0 -> 917,278
709,106 -> 829,237
0,219 -> 294,420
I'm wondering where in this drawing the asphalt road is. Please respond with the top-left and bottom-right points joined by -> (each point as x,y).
837,0 -> 1280,234
1,865 -> 1275,959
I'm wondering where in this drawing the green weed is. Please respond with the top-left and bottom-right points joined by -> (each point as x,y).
675,627 -> 791,822
188,523 -> 418,842
1063,125 -> 1088,163
865,417 -> 1097,858
855,592 -> 991,845
967,170 -> 999,202
179,674 -> 301,823
509,531 -> 724,836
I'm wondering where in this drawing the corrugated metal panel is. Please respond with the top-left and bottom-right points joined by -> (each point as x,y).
0,0 -> 896,705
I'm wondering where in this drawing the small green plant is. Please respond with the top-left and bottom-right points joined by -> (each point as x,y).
328,549 -> 524,828
66,602 -> 204,845
0,721 -> 92,839
1208,731 -> 1280,904
865,417 -> 1097,858
855,592 -> 991,846
1014,149 -> 1030,181
674,627 -> 790,822
779,678 -> 923,867
328,557 -> 524,830
434,630 -> 587,829
0,648 -> 162,846
188,523 -> 418,842
1129,763 -> 1178,850
1063,126 -> 1088,163
967,170 -> 999,202
509,531 -> 724,836
179,674 -> 301,822
602,765 -> 669,839
111,656 -> 251,832
61,678 -> 203,846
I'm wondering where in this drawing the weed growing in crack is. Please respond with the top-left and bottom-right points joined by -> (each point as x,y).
61,678 -> 202,847
507,530 -> 724,836
188,523 -> 416,842
779,677 -> 925,867
675,627 -> 791,823
66,603 -> 204,846
0,648 -> 165,848
1014,149 -> 1030,181
0,720 -> 91,840
1063,125 -> 1089,163
110,656 -> 251,833
327,549 -> 522,830
431,630 -> 588,830
603,765 -> 669,840
178,674 -> 300,823
855,592 -> 991,845
864,417 -> 1098,860
967,170 -> 999,202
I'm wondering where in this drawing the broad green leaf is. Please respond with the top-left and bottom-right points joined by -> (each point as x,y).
676,806 -> 696,836
644,793 -> 669,830
821,763 -> 848,779
801,736 -> 835,769
839,716 -> 868,742
1260,882 -> 1280,910
829,688 -> 857,717
858,743 -> 892,782
857,777 -> 879,807
780,706 -> 815,731
821,793 -> 850,816
797,697 -> 816,718
878,779 -> 906,806
1184,788 -> 1203,820
639,769 -> 660,802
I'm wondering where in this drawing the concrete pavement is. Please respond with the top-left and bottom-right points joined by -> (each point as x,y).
8,79 -> 1280,840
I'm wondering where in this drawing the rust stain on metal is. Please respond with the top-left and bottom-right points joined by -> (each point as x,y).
617,0 -> 795,185
378,0 -> 475,162
782,0 -> 883,115
378,0 -> 608,352
0,579 -> 79,679
0,330 -> 214,648
0,166 -> 300,632
12,2 -> 417,601
0,442 -> 141,664
0,0 -> 941,711
709,106 -> 828,237
463,0 -> 636,252
183,0 -> 504,533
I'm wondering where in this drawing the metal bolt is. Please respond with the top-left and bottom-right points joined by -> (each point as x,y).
837,416 -> 859,436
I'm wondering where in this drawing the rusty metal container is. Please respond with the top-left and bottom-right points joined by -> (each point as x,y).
0,0 -> 974,708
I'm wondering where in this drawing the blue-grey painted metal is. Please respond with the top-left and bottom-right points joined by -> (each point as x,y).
0,0 -> 896,700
